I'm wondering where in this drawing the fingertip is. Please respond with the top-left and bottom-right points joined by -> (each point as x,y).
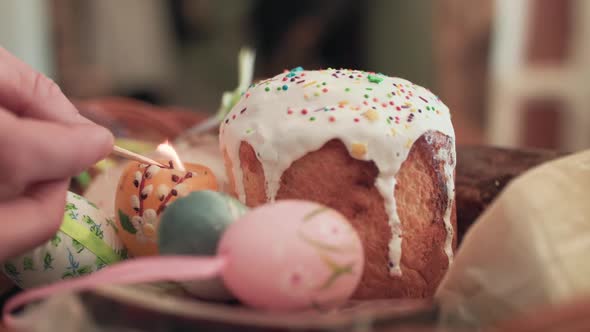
50,123 -> 114,177
97,125 -> 115,153
4,119 -> 115,187
83,124 -> 115,161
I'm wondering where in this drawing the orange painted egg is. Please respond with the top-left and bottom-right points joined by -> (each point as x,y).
115,161 -> 218,256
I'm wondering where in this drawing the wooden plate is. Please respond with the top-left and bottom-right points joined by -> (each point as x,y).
72,284 -> 440,331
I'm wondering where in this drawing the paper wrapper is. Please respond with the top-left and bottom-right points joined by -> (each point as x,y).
436,149 -> 590,328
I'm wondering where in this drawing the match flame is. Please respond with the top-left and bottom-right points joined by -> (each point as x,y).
156,141 -> 185,171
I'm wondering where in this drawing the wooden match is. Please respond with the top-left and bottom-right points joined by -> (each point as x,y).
111,146 -> 167,168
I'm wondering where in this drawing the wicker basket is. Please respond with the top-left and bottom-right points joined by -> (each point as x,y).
74,97 -> 209,142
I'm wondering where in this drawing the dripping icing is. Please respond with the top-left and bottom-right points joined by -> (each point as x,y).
220,68 -> 456,274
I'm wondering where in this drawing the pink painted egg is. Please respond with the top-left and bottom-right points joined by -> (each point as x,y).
218,200 -> 364,311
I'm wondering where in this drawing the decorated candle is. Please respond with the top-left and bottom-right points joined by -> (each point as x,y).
2,192 -> 126,289
115,160 -> 218,257
158,190 -> 248,300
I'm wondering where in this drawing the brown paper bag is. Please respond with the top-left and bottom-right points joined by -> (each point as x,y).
437,149 -> 590,327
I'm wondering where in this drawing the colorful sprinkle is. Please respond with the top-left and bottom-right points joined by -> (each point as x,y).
351,143 -> 368,159
282,85 -> 289,91
310,117 -> 316,121
303,81 -> 317,88
265,87 -> 270,92
363,109 -> 379,122
368,74 -> 384,84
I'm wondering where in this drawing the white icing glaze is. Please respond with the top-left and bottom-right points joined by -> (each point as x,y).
219,68 -> 455,275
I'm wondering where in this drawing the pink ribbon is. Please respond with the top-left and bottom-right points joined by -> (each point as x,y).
3,256 -> 226,328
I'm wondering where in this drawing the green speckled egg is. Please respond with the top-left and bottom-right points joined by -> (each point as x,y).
158,190 -> 248,300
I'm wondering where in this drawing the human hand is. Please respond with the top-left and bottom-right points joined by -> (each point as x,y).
0,47 -> 114,261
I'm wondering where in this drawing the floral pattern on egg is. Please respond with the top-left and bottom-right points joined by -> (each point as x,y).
2,192 -> 126,289
280,265 -> 315,297
292,207 -> 359,296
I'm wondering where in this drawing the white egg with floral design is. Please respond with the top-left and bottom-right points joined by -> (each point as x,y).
2,192 -> 127,289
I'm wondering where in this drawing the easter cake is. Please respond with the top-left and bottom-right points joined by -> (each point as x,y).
219,68 -> 456,299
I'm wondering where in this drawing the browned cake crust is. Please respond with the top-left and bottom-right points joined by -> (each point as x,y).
223,131 -> 456,299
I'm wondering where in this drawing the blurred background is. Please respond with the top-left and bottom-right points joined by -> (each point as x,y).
1,0 -> 589,151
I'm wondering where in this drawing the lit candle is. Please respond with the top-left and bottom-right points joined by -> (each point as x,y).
115,143 -> 218,256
